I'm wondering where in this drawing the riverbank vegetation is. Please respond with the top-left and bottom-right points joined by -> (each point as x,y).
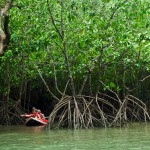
0,0 -> 150,128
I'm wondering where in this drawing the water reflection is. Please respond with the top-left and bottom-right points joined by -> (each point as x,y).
0,123 -> 150,150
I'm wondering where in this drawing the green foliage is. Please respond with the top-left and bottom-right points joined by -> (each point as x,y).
0,0 -> 6,8
0,0 -> 150,98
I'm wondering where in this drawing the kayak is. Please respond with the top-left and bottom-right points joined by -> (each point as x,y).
25,117 -> 48,126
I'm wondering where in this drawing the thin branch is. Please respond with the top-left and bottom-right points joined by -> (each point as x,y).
125,74 -> 150,92
140,74 -> 150,82
99,80 -> 122,104
105,0 -> 128,30
46,0 -> 63,40
31,61 -> 60,101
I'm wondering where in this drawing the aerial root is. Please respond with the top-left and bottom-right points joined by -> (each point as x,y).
47,94 -> 150,129
0,102 -> 25,125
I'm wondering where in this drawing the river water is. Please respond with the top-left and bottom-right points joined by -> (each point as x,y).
0,123 -> 150,150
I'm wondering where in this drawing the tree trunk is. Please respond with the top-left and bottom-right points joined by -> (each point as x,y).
0,0 -> 13,55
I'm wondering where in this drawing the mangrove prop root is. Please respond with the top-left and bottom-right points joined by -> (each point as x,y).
47,94 -> 150,129
0,103 -> 25,125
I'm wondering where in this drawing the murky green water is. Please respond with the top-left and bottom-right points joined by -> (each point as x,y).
1,123 -> 150,150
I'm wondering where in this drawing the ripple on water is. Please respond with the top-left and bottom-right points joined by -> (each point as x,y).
0,124 -> 150,150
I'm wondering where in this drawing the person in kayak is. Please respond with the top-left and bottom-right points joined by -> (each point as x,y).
21,107 -> 39,118
36,109 -> 48,123
32,107 -> 39,118
37,109 -> 45,119
21,107 -> 48,126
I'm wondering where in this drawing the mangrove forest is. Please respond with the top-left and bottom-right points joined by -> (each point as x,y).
0,0 -> 150,129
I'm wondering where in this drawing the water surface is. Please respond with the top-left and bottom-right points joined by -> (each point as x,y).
0,123 -> 150,150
